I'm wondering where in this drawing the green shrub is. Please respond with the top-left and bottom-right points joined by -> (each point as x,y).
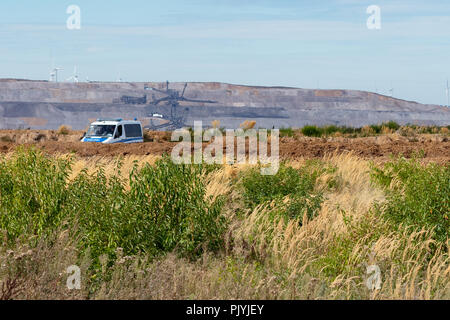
371,157 -> 449,243
301,125 -> 323,137
370,124 -> 382,134
384,121 -> 400,131
0,147 -> 72,241
127,157 -> 225,257
276,123 -> 446,138
322,125 -> 339,136
0,149 -> 226,264
240,163 -> 323,221
279,127 -> 295,138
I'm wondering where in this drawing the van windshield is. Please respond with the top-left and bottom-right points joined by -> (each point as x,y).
86,125 -> 116,137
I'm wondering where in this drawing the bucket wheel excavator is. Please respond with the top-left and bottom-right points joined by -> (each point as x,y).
144,81 -> 217,130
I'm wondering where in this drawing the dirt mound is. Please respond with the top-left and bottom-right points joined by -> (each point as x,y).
278,136 -> 449,161
0,129 -> 84,144
0,130 -> 448,162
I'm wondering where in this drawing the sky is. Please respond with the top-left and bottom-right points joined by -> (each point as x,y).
0,0 -> 449,105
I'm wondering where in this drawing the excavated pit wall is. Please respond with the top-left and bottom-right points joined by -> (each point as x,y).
0,79 -> 449,130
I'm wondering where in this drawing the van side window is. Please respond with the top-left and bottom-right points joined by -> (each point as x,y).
124,124 -> 142,137
116,125 -> 123,138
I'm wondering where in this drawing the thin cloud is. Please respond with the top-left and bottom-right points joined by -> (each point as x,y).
4,15 -> 450,41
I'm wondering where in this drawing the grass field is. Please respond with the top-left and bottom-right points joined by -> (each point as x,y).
0,145 -> 448,300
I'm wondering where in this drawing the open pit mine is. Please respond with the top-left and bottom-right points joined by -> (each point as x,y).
0,79 -> 449,130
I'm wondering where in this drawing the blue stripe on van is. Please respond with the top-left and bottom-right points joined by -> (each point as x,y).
82,137 -> 108,142
110,137 -> 143,143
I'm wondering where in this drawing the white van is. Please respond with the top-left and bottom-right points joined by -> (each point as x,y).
81,119 -> 143,144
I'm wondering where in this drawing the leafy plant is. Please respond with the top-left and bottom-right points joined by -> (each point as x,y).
240,163 -> 323,222
371,157 -> 449,243
384,121 -> 400,131
0,149 -> 226,266
279,127 -> 295,138
301,125 -> 323,137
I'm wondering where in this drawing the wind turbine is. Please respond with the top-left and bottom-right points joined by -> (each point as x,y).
50,67 -> 63,82
116,76 -> 123,82
49,62 -> 55,81
388,83 -> 394,97
66,66 -> 79,83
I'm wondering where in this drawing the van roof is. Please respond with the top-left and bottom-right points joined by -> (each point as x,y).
91,119 -> 141,125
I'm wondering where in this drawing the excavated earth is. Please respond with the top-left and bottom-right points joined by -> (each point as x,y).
0,130 -> 448,163
1,79 -> 449,130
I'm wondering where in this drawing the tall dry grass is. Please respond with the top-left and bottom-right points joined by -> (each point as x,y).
57,125 -> 71,135
229,152 -> 448,299
1,152 -> 448,300
66,154 -> 160,182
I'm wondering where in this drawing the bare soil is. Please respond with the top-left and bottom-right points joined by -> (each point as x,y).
0,130 -> 448,162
